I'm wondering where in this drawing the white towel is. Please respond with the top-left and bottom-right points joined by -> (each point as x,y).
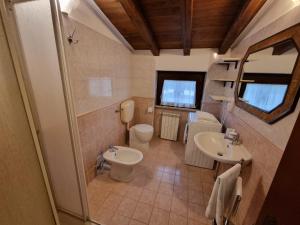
205,164 -> 241,225
226,176 -> 243,217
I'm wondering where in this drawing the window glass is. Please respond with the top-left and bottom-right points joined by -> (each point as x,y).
242,83 -> 288,112
161,80 -> 196,108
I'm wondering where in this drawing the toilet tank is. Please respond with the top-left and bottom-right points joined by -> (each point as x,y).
121,100 -> 134,123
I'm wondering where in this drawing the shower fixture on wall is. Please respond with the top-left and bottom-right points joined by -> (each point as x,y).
67,28 -> 79,45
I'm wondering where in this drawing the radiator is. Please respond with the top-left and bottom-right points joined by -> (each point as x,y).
160,112 -> 180,141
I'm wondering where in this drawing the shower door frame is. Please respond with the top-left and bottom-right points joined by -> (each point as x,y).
0,0 -> 90,222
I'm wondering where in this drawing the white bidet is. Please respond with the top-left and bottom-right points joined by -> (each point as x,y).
103,146 -> 143,182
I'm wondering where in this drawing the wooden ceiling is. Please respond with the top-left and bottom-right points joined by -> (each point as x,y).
95,0 -> 267,55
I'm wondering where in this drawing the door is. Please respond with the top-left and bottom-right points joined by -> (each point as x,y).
0,0 -> 88,219
0,12 -> 58,225
256,113 -> 300,225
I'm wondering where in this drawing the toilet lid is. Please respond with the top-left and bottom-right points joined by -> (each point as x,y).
134,124 -> 154,133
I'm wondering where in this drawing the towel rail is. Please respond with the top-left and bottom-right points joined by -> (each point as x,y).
224,195 -> 242,225
212,159 -> 245,225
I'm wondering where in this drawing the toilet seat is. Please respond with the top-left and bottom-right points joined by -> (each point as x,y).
134,124 -> 154,133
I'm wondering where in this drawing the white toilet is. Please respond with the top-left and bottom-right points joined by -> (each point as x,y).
121,100 -> 154,151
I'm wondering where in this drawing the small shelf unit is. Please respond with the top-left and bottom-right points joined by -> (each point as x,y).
209,95 -> 233,102
211,77 -> 236,88
215,57 -> 241,70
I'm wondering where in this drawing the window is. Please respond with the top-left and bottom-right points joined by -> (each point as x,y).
161,80 -> 196,108
156,71 -> 206,109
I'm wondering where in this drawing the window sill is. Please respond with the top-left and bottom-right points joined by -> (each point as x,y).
155,105 -> 198,112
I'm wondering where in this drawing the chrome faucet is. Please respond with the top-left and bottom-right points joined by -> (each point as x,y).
224,129 -> 241,145
108,144 -> 118,152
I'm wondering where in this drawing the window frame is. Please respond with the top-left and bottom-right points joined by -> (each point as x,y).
156,71 -> 206,110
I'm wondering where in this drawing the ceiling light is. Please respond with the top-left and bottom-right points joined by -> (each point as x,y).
213,53 -> 219,59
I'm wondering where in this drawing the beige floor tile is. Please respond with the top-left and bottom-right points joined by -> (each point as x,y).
149,208 -> 170,225
188,218 -> 207,225
158,183 -> 174,196
126,186 -> 143,201
112,182 -> 129,196
88,138 -> 216,225
188,178 -> 202,192
110,214 -> 130,225
155,193 -> 172,211
171,197 -> 188,217
140,189 -> 157,205
202,182 -> 213,195
161,172 -> 175,184
92,207 -> 114,225
144,179 -> 161,192
169,213 -> 187,225
164,165 -> 177,175
174,186 -> 188,201
174,175 -> 188,188
132,202 -> 153,224
102,193 -> 123,210
145,167 -> 163,180
188,190 -> 203,205
129,175 -> 147,188
117,197 -> 138,217
188,203 -> 207,223
175,165 -> 189,177
129,219 -> 147,225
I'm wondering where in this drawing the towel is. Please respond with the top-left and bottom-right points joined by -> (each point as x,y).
225,176 -> 243,217
205,164 -> 241,225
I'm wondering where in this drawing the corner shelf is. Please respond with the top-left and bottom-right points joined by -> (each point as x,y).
209,95 -> 233,102
215,57 -> 241,70
211,77 -> 236,88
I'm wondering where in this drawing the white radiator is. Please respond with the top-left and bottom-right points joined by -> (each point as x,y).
160,112 -> 180,141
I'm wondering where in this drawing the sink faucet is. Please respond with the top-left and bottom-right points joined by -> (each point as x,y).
224,129 -> 241,145
108,145 -> 118,156
108,144 -> 118,152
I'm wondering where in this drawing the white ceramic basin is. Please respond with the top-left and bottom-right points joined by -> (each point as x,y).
194,132 -> 252,164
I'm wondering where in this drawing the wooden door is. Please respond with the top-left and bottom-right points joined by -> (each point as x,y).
256,113 -> 300,225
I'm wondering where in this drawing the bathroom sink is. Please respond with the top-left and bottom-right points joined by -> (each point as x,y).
194,132 -> 252,165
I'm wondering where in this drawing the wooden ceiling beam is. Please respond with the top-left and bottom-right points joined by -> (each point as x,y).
218,0 -> 267,54
182,0 -> 194,56
119,0 -> 160,56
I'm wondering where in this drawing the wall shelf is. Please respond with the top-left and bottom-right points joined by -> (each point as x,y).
209,95 -> 233,102
215,57 -> 241,70
211,77 -> 236,88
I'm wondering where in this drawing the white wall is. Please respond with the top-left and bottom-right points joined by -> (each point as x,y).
246,0 -> 300,38
154,49 -> 216,71
131,49 -> 216,98
67,0 -> 121,44
233,0 -> 300,47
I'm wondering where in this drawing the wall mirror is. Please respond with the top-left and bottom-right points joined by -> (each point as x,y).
235,24 -> 300,124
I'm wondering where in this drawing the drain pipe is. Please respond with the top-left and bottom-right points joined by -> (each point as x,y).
96,152 -> 111,174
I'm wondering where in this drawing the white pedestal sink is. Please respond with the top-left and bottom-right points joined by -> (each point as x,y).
194,132 -> 252,165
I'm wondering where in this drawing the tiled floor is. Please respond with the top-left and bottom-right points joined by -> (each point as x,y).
87,138 -> 215,225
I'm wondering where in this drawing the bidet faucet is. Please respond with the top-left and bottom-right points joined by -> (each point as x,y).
108,145 -> 118,152
224,130 -> 241,145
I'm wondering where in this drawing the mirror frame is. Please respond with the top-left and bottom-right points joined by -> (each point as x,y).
235,24 -> 300,124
